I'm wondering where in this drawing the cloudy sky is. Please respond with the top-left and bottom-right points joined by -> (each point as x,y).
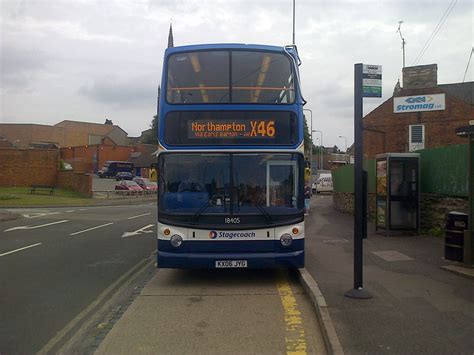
0,0 -> 472,147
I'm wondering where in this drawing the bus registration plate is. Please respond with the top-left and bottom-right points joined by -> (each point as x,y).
215,260 -> 247,268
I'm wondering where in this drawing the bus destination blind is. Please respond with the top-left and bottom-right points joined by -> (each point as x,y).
188,119 -> 276,139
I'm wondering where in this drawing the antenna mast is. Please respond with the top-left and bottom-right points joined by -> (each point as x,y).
292,0 -> 296,45
397,21 -> 406,68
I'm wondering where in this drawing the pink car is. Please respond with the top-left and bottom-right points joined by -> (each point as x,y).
115,180 -> 143,192
133,177 -> 158,192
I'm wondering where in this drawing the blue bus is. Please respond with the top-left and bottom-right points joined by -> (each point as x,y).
157,44 -> 305,268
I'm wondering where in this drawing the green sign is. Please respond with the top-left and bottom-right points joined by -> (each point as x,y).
362,64 -> 382,98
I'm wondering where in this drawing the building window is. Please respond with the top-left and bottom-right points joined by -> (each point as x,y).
409,124 -> 425,152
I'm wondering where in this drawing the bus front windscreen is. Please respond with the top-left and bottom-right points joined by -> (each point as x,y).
166,50 -> 295,104
159,153 -> 303,218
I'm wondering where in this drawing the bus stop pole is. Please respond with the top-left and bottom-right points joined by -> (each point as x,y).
345,63 -> 372,299
467,131 -> 474,267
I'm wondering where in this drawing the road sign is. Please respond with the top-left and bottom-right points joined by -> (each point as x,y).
362,64 -> 382,98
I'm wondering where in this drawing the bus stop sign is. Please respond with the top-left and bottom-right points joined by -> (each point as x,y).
362,65 -> 382,98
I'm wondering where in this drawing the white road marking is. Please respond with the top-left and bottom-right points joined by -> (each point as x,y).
0,243 -> 42,257
127,212 -> 152,220
372,250 -> 414,261
121,224 -> 155,238
65,210 -> 75,213
22,212 -> 60,219
79,209 -> 87,211
4,220 -> 69,232
70,222 -> 114,236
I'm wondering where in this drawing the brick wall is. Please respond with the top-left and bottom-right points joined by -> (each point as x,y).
57,171 -> 92,197
363,91 -> 474,159
60,145 -> 134,173
0,148 -> 58,187
420,193 -> 468,230
333,192 -> 376,219
333,192 -> 468,231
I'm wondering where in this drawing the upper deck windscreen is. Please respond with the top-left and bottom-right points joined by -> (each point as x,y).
166,50 -> 295,104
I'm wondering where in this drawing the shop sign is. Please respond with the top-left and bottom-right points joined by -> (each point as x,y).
394,94 -> 445,113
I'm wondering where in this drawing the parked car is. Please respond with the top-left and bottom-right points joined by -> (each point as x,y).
143,181 -> 158,192
98,161 -> 134,178
115,180 -> 143,192
133,177 -> 158,192
115,172 -> 135,181
315,173 -> 333,193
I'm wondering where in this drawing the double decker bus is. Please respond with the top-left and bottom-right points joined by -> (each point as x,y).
157,44 -> 305,268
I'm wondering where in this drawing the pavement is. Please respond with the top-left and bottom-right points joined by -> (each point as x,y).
95,269 -> 326,355
305,194 -> 474,354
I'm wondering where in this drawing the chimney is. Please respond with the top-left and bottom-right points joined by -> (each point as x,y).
402,64 -> 437,89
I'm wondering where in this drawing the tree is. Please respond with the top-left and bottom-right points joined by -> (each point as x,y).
141,115 -> 158,144
303,115 -> 311,154
303,115 -> 317,156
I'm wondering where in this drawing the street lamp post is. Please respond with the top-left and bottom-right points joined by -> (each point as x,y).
313,130 -> 323,170
338,135 -> 348,152
315,137 -> 320,170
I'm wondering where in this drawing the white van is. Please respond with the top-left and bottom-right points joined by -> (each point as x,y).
314,173 -> 333,193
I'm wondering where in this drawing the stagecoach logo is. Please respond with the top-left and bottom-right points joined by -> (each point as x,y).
208,230 -> 256,239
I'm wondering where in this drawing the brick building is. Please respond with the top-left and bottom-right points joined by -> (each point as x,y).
0,120 -> 128,149
129,144 -> 157,177
363,64 -> 474,159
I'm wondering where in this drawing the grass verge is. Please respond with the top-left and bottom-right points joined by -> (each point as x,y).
0,187 -> 93,206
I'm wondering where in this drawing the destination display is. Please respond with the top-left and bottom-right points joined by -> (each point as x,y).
188,119 -> 275,139
164,111 -> 297,146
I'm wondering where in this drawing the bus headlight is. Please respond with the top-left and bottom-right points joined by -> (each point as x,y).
170,234 -> 183,248
280,233 -> 292,247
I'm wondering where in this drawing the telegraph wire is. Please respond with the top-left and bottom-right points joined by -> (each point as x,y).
462,47 -> 473,82
413,0 -> 457,65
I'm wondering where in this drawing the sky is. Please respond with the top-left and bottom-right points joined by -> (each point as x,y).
0,0 -> 472,148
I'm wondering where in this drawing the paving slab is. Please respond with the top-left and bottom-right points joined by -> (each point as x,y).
96,269 -> 326,354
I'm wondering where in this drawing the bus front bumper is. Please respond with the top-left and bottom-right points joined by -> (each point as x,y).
157,250 -> 304,269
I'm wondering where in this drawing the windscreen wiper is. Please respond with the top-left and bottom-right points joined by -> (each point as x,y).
190,200 -> 212,223
190,195 -> 228,223
254,203 -> 272,222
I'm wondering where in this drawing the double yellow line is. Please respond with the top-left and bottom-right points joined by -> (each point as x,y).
277,272 -> 307,355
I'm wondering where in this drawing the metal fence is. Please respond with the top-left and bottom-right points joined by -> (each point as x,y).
333,144 -> 469,197
92,190 -> 158,199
